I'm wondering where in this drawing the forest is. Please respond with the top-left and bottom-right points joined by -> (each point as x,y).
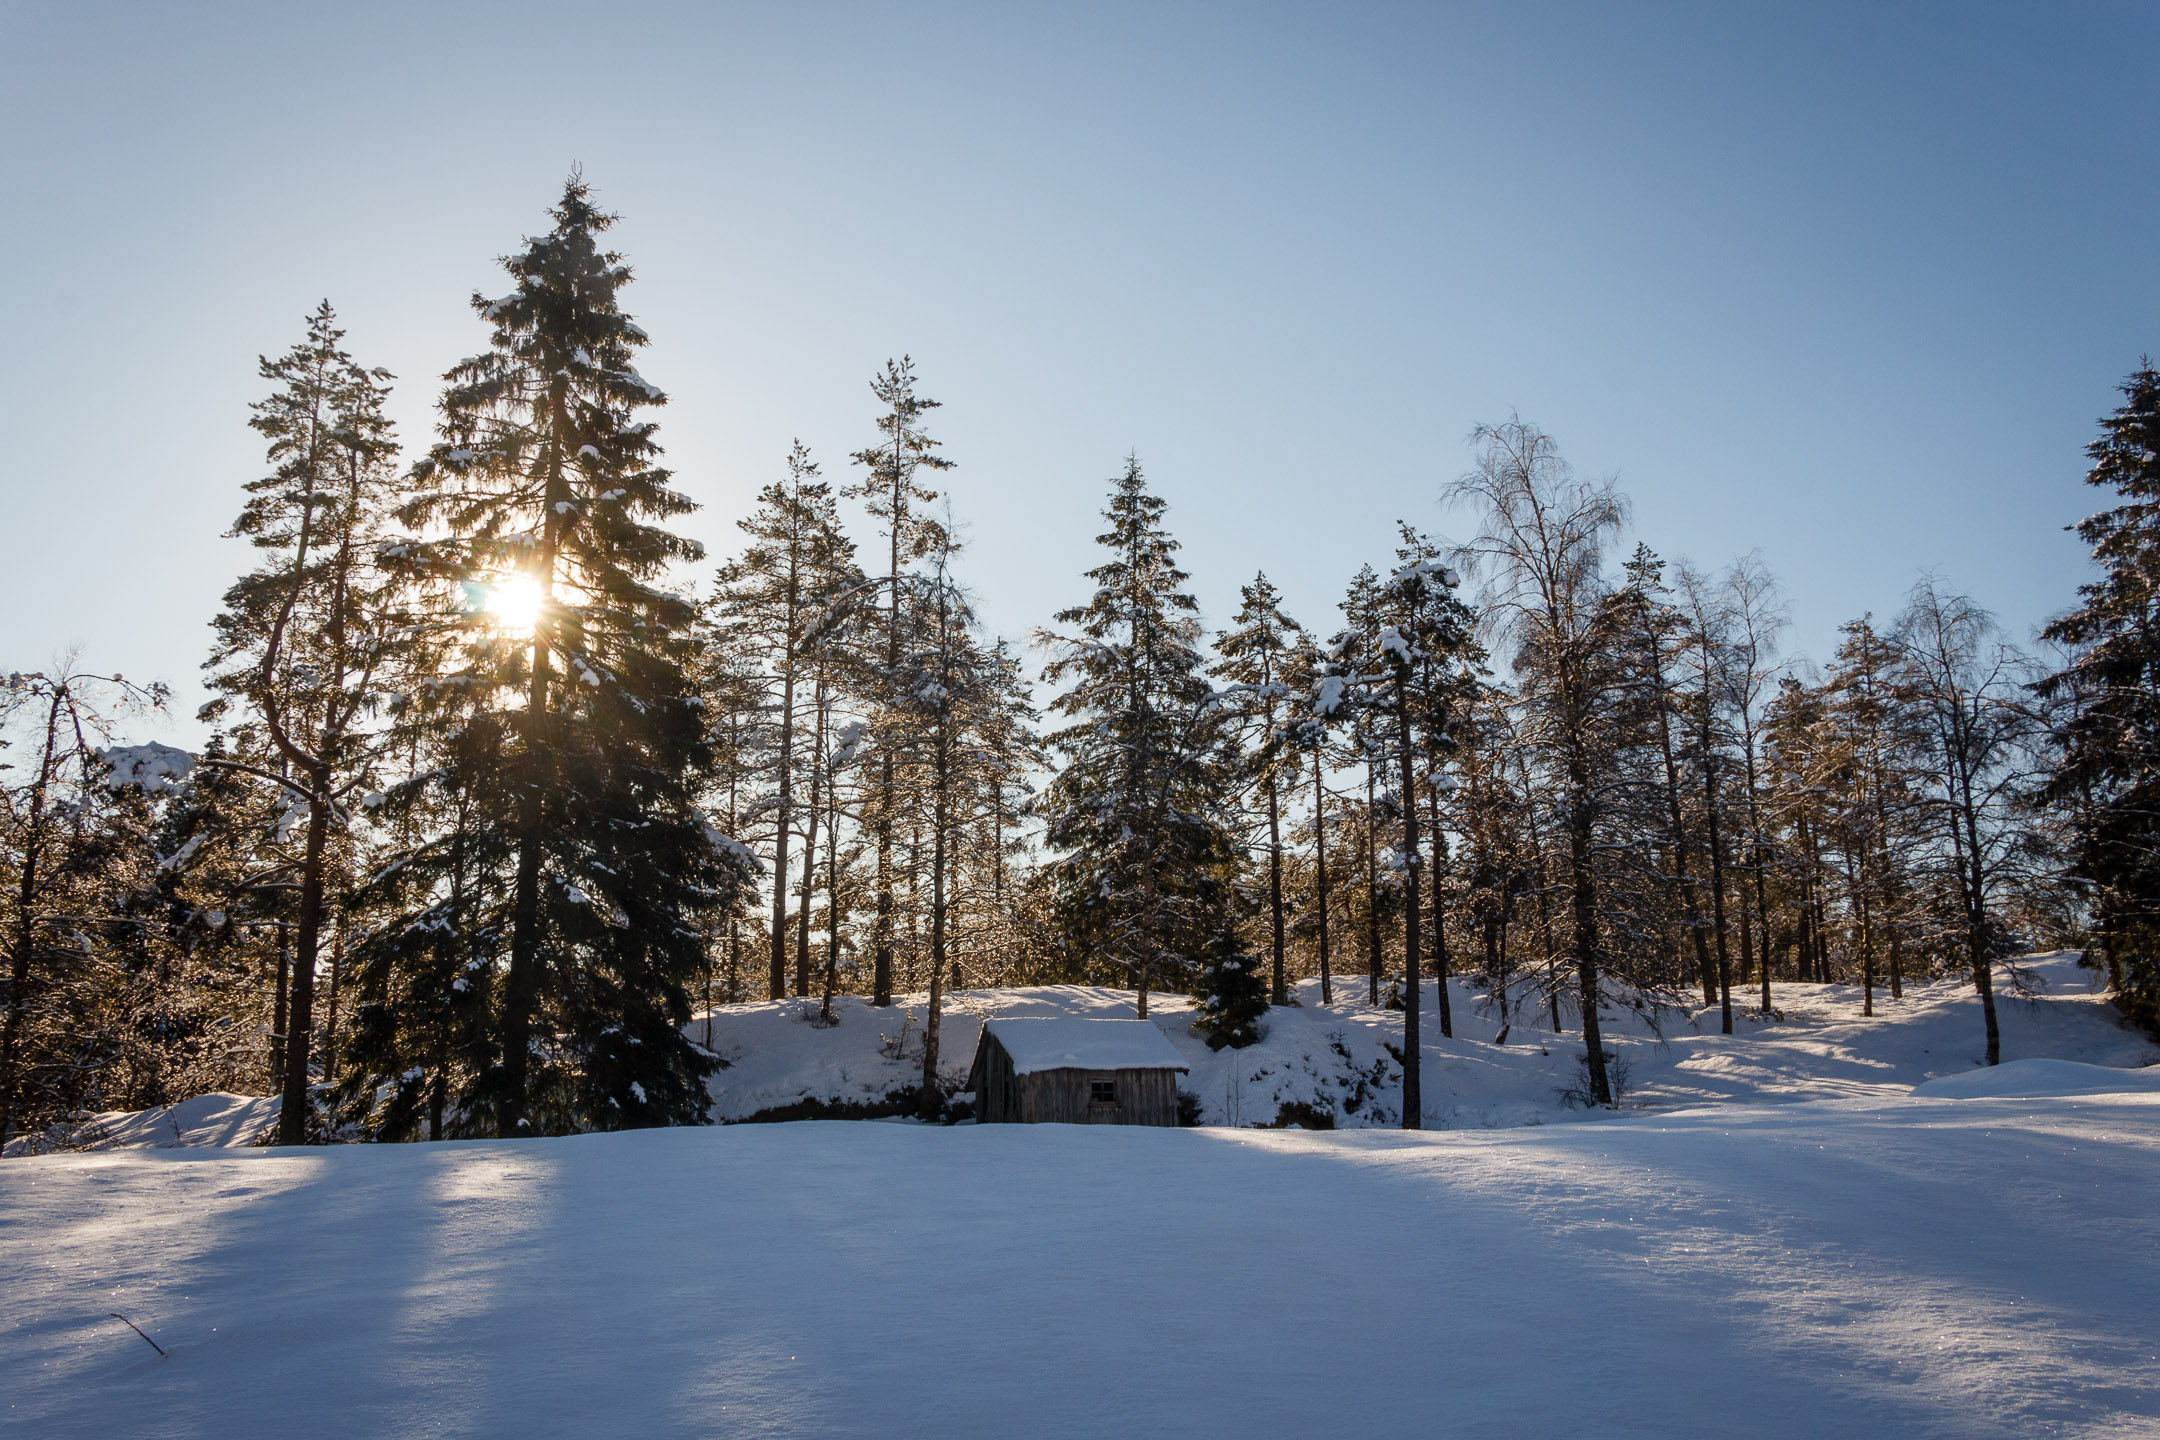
5,176 -> 2157,1151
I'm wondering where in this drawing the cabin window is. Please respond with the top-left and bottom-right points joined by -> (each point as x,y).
1090,1080 -> 1117,1105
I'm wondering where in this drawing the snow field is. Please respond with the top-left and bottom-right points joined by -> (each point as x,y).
3,1086 -> 2157,1438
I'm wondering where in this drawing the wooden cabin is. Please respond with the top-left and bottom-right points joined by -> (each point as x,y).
967,1018 -> 1191,1126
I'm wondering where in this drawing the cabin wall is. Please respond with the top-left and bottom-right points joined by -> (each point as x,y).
977,1039 -> 1022,1123
1018,1067 -> 1181,1126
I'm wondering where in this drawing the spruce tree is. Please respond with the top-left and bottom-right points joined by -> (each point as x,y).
388,177 -> 755,1136
1213,573 -> 1303,1006
890,529 -> 994,1115
2039,362 -> 2160,1032
1040,457 -> 1239,1017
1313,541 -> 1475,1126
1191,937 -> 1269,1049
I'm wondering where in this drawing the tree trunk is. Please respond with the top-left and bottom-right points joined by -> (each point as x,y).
323,926 -> 343,1082
1312,749 -> 1333,1005
1704,758 -> 1734,1036
277,780 -> 331,1145
1653,673 -> 1718,1007
1563,700 -> 1610,1103
797,676 -> 826,1009
1428,776 -> 1452,1039
873,755 -> 894,1007
1851,852 -> 1876,1018
500,412 -> 570,1138
1267,771 -> 1287,1006
1395,687 -> 1422,1129
1966,838 -> 2001,1065
1364,764 -> 1382,1006
272,925 -> 290,1092
771,655 -> 796,1001
819,773 -> 845,1024
919,734 -> 950,1120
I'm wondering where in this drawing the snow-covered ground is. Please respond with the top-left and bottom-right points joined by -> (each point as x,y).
21,953 -> 2156,1150
3,954 -> 2156,1436
5,1076 -> 2157,1437
697,951 -> 2156,1128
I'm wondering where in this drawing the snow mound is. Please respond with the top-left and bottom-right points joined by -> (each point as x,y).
1910,1057 -> 2160,1099
983,1017 -> 1189,1074
3,1092 -> 279,1156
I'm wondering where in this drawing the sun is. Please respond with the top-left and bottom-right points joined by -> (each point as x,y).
484,574 -> 545,633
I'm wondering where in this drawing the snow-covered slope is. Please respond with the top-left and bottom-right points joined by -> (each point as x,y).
698,951 -> 2157,1128
27,953 -> 2154,1152
5,1087 -> 2157,1438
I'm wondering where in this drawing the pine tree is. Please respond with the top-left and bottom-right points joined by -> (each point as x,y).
1282,634 -> 1337,1004
707,442 -> 857,1000
1313,540 -> 1476,1126
1040,457 -> 1239,1018
2039,361 -> 2160,1032
847,359 -> 952,1007
201,301 -> 403,1143
1213,572 -> 1302,1006
386,177 -> 755,1136
890,529 -> 996,1116
1191,936 -> 1269,1049
1615,546 -> 1720,1009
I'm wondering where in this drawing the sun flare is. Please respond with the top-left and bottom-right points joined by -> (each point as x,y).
484,575 -> 544,633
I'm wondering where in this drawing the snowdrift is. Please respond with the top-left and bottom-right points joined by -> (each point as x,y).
1910,1055 -> 2160,1099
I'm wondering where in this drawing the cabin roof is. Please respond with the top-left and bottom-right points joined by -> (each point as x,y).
982,1017 -> 1190,1076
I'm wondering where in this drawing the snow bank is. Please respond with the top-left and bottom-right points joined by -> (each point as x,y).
2,1093 -> 279,1157
1910,1057 -> 2160,1099
982,1016 -> 1189,1075
5,1092 -> 2157,1438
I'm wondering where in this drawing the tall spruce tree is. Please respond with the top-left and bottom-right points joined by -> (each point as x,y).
1214,572 -> 1302,1006
1314,544 -> 1476,1126
387,177 -> 754,1136
1040,457 -> 1239,1018
2039,362 -> 2160,1032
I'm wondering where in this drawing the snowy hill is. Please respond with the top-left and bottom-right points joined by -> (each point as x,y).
698,951 -> 2157,1128
24,952 -> 2155,1153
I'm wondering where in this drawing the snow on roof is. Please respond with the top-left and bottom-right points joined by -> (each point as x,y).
984,1018 -> 1189,1076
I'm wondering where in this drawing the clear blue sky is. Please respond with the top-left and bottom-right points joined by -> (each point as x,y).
3,3 -> 2153,739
